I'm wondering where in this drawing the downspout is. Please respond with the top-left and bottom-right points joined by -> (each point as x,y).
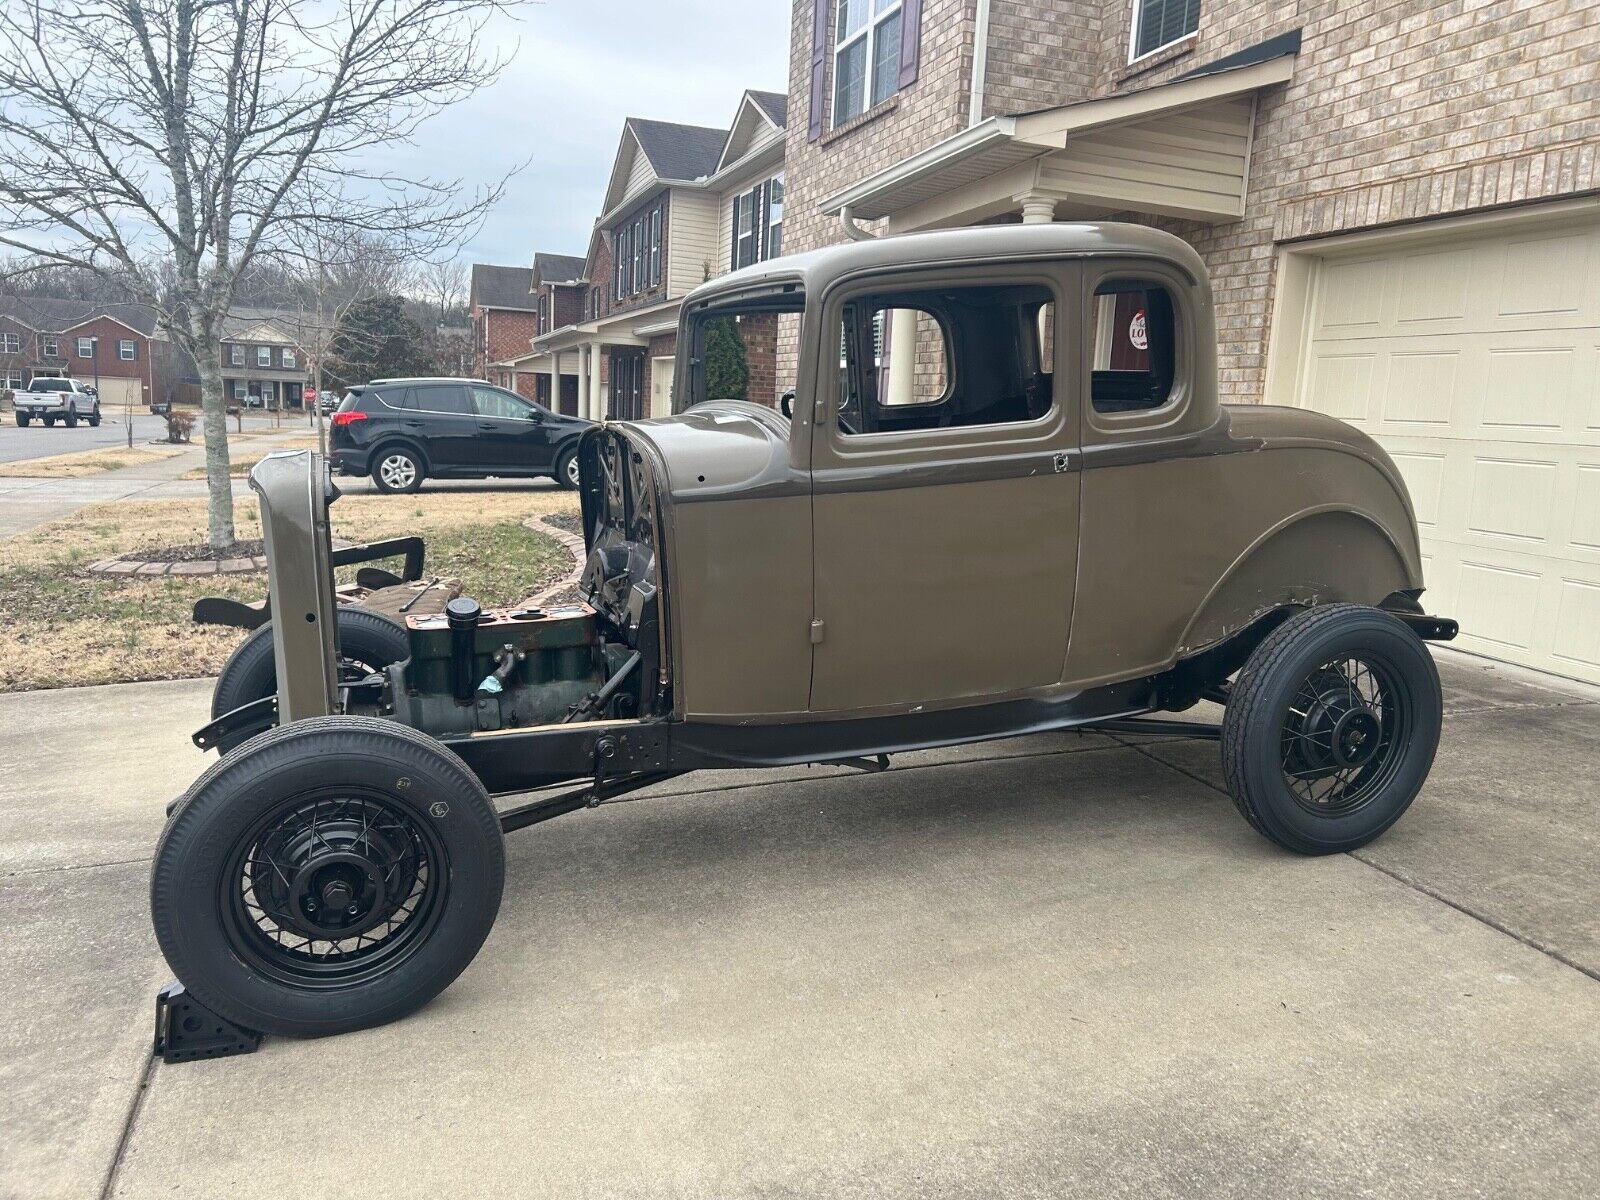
839,204 -> 877,241
968,0 -> 992,127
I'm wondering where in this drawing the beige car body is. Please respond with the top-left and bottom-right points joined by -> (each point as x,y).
600,222 -> 1423,724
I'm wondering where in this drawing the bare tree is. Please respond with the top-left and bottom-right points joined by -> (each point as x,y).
418,257 -> 469,327
0,0 -> 511,549
262,212 -> 414,449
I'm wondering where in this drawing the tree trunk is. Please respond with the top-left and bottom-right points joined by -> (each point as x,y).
195,347 -> 236,551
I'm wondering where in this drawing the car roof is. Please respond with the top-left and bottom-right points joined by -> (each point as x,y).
365,377 -> 492,386
683,220 -> 1210,311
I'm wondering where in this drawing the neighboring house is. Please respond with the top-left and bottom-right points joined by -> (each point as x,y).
215,312 -> 312,408
521,89 -> 790,420
0,296 -> 186,408
490,253 -> 588,410
780,0 -> 1600,686
470,263 -> 539,398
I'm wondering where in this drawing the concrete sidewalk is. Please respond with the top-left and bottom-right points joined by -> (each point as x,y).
1,655 -> 1596,1198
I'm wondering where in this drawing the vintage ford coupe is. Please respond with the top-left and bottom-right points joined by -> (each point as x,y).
150,223 -> 1456,1046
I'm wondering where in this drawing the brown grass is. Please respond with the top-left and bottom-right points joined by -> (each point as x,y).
0,445 -> 184,478
0,488 -> 580,692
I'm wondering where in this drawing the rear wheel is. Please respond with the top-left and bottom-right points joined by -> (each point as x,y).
372,446 -> 424,494
151,716 -> 505,1037
211,607 -> 411,753
15,413 -> 28,428
64,405 -> 78,428
43,415 -> 55,427
1221,603 -> 1441,855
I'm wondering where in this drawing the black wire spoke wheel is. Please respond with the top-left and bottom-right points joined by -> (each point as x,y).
1278,654 -> 1410,818
1221,604 -> 1442,855
223,788 -> 447,987
151,716 -> 504,1038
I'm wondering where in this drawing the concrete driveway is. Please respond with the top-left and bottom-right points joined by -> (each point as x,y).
2,653 -> 1596,1198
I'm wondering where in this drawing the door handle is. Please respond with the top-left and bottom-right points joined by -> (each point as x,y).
403,419 -> 424,427
477,421 -> 496,430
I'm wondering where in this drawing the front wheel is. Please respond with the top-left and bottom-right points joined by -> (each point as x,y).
87,405 -> 101,427
1221,603 -> 1442,855
554,445 -> 580,489
372,446 -> 424,494
151,717 -> 505,1038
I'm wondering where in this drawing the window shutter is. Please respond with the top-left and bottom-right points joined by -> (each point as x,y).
806,0 -> 829,141
899,0 -> 922,89
731,194 -> 739,271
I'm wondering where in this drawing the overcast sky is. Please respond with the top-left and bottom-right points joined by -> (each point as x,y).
414,1 -> 794,269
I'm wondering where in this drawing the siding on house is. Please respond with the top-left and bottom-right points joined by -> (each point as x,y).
668,189 -> 722,296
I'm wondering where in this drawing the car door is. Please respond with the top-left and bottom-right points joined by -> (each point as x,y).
408,383 -> 477,471
807,261 -> 1083,713
468,385 -> 557,473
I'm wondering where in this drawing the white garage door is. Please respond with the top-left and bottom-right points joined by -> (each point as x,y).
1293,211 -> 1600,684
95,377 -> 141,408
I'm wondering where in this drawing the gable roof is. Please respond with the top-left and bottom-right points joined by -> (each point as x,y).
531,252 -> 587,287
629,117 -> 728,182
749,90 -> 787,127
0,296 -> 163,337
470,263 -> 537,311
716,88 -> 790,173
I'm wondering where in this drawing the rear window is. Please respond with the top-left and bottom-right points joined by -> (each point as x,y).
336,390 -> 366,413
1090,279 -> 1178,414
410,384 -> 470,415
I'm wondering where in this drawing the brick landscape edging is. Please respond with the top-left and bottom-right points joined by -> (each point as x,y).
85,553 -> 268,577
521,515 -> 587,605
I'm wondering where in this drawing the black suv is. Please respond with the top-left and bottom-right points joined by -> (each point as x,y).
329,379 -> 592,493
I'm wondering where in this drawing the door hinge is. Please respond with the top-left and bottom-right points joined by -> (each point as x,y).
809,619 -> 826,645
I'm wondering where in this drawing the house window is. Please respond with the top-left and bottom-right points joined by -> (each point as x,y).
77,337 -> 94,357
767,173 -> 784,257
590,288 -> 600,320
732,174 -> 785,269
0,332 -> 18,353
648,207 -> 662,288
632,218 -> 644,294
833,0 -> 903,124
616,226 -> 631,299
282,348 -> 296,369
232,380 -> 247,400
42,335 -> 58,357
229,344 -> 244,366
3,371 -> 22,389
1132,0 -> 1200,60
256,346 -> 271,367
118,339 -> 136,360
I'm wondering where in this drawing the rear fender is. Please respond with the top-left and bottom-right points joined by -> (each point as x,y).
1178,507 -> 1416,656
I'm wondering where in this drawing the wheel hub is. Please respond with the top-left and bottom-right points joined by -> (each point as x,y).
1330,708 -> 1382,768
251,814 -> 416,942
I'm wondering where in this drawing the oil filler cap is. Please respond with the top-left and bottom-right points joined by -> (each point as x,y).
446,597 -> 482,628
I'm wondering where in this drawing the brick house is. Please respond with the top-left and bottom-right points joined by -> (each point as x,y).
470,263 -> 540,398
526,90 -> 789,419
0,297 -> 186,409
493,253 -> 588,411
778,0 -> 1600,685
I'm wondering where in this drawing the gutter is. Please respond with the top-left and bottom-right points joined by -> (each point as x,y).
968,0 -> 992,127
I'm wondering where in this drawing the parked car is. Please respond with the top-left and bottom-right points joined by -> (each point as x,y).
327,377 -> 592,493
151,223 -> 1456,1046
12,377 -> 101,427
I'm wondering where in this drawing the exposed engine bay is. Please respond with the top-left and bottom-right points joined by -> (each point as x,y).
383,427 -> 666,735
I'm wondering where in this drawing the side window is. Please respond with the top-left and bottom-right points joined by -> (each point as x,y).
836,283 -> 1055,436
471,386 -> 531,420
1090,279 -> 1177,414
371,387 -> 413,411
411,384 -> 470,415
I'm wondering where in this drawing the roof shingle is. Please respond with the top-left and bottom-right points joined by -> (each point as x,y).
627,118 -> 728,182
470,263 -> 536,310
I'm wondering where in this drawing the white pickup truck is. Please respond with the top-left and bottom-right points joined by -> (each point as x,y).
12,377 -> 101,428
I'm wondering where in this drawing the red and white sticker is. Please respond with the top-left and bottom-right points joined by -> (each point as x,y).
1128,309 -> 1148,351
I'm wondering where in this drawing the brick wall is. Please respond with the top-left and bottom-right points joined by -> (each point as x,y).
473,306 -> 538,377
740,313 -> 780,406
784,0 -> 1600,404
1094,0 -> 1600,401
